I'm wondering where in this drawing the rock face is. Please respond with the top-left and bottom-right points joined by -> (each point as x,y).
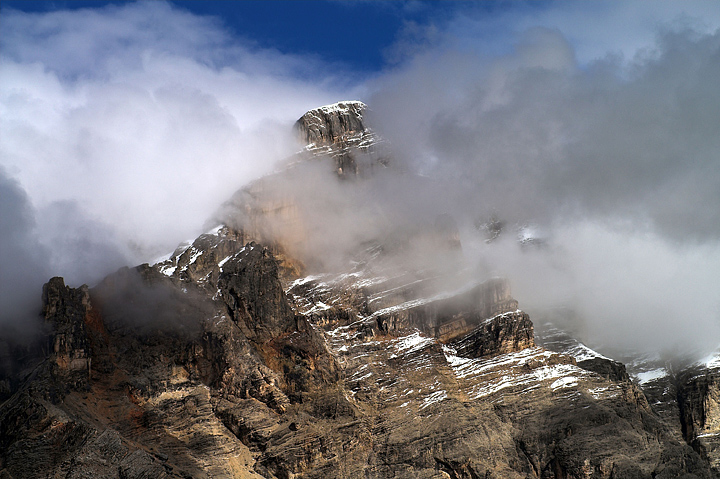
212,101 -> 390,274
0,238 -> 340,479
452,310 -> 535,358
679,365 -> 720,472
537,323 -> 720,477
295,101 -> 367,147
293,101 -> 389,179
218,244 -> 295,343
371,277 -> 522,342
1,101 -> 717,478
42,277 -> 93,390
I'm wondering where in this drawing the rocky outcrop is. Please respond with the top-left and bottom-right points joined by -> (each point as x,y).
577,356 -> 630,382
372,277 -> 520,341
0,237 -> 342,478
451,310 -> 535,358
217,243 -> 295,343
679,366 -> 720,473
210,101 -> 392,274
295,101 -> 367,147
293,101 -> 389,179
3,239 -> 713,479
42,277 -> 93,390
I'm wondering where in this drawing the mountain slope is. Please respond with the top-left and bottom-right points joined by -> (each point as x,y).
0,101 -> 717,479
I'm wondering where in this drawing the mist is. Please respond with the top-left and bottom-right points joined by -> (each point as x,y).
365,20 -> 720,357
2,1 -> 719,359
0,1 -> 356,331
0,168 -> 51,336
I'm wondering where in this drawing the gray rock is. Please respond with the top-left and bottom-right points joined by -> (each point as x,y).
295,101 -> 367,148
1,102 -> 716,478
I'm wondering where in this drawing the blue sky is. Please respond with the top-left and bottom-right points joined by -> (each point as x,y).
1,1 -> 508,73
3,1 -> 719,84
2,1 -> 720,353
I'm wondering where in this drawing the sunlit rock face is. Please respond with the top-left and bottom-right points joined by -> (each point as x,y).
294,101 -> 390,178
0,101 -> 717,479
295,101 -> 368,147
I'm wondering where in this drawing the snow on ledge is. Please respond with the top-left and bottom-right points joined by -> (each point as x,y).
315,100 -> 366,114
204,224 -> 224,236
389,331 -> 435,359
634,368 -> 669,385
551,376 -> 579,390
565,343 -> 612,362
698,347 -> 720,370
420,390 -> 448,409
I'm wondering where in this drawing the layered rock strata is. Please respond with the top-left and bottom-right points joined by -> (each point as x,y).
0,101 -> 716,478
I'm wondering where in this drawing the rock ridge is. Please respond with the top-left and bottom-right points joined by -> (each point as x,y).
0,100 -> 716,478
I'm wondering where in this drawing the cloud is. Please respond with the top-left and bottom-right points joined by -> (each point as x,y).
35,200 -> 132,287
0,1 -> 356,272
364,8 -> 720,357
371,25 -> 720,241
0,168 -> 50,334
0,1 -> 361,339
461,221 -> 720,357
383,20 -> 442,65
437,0 -> 720,66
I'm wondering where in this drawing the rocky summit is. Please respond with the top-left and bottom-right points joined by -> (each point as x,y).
1,102 -> 719,479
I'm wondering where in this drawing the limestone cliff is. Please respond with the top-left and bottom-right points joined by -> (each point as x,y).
679,363 -> 720,472
0,101 -> 716,479
293,101 -> 389,178
295,101 -> 367,147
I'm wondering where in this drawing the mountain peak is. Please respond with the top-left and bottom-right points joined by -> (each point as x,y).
295,100 -> 368,148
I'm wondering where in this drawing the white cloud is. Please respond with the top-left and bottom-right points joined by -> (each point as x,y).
435,0 -> 720,66
365,2 -> 720,357
1,1 -> 354,271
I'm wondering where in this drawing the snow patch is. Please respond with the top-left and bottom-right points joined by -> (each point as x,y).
353,277 -> 388,288
218,247 -> 245,271
551,376 -> 579,390
175,241 -> 193,256
287,275 -> 325,290
352,371 -> 373,382
634,368 -> 669,384
698,348 -> 720,370
316,100 -> 365,114
441,345 -> 471,368
204,224 -> 224,235
566,343 -> 612,362
218,255 -> 232,269
443,347 -> 555,379
468,364 -> 581,399
420,390 -> 447,409
586,386 -> 620,400
159,265 -> 177,277
307,301 -> 333,314
151,251 -> 173,266
186,248 -> 203,266
389,331 -> 435,359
